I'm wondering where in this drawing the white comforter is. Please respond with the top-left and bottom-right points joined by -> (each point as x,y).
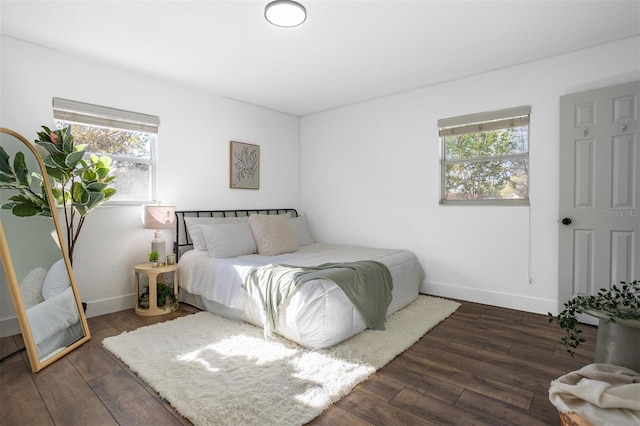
178,243 -> 421,348
180,243 -> 407,309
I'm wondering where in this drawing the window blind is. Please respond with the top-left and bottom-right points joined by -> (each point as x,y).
53,98 -> 159,134
438,105 -> 530,137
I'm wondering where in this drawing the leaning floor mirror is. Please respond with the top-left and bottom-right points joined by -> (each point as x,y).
0,127 -> 90,372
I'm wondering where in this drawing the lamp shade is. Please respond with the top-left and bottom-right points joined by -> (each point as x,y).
142,204 -> 175,229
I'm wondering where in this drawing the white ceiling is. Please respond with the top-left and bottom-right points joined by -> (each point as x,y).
1,1 -> 639,116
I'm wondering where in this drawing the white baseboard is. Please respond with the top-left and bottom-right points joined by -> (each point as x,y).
84,293 -> 137,318
420,280 -> 557,315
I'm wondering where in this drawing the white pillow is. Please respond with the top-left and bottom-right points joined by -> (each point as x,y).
287,214 -> 313,246
248,214 -> 298,256
19,267 -> 47,308
42,259 -> 71,300
184,216 -> 248,251
26,287 -> 79,344
201,222 -> 257,258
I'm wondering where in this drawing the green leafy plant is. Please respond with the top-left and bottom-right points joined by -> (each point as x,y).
548,280 -> 640,356
0,147 -> 51,217
137,282 -> 177,310
148,251 -> 159,263
0,126 -> 116,264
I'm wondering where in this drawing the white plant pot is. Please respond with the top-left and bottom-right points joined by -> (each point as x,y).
587,310 -> 640,372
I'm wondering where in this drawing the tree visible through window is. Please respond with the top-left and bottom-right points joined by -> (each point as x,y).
439,106 -> 530,204
53,98 -> 159,204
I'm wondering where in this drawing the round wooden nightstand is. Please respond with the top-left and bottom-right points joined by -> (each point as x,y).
134,262 -> 178,316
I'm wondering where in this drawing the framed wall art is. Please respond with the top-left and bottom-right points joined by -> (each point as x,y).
230,141 -> 260,189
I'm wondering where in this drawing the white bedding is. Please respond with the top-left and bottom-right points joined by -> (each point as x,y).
26,287 -> 84,359
179,243 -> 421,348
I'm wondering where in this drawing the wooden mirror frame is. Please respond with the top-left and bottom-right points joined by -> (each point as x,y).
0,127 -> 91,372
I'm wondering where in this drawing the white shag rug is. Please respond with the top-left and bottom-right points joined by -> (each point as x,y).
103,295 -> 460,426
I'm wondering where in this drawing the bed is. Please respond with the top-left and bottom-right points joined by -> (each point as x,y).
174,209 -> 422,349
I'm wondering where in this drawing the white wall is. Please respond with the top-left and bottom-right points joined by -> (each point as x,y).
300,36 -> 640,315
2,34 -> 639,337
0,36 -> 300,334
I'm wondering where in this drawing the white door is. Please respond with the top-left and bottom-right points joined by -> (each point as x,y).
558,81 -> 640,321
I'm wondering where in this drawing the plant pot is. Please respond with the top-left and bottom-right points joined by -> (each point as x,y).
151,261 -> 158,267
587,310 -> 640,372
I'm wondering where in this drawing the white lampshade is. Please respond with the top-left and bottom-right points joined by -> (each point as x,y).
265,0 -> 306,27
142,204 -> 175,230
142,204 -> 175,265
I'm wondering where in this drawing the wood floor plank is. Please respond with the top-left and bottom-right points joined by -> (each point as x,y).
309,405 -> 375,425
32,358 -> 118,425
0,359 -> 53,426
408,344 -> 549,393
443,341 -> 571,387
375,360 -> 464,404
0,300 -> 598,425
337,389 -> 438,425
392,387 -> 497,426
66,340 -> 122,382
443,315 -> 558,354
530,388 -> 563,422
394,352 -> 534,409
455,389 -> 550,426
89,370 -> 184,426
354,374 -> 404,402
425,321 -> 513,354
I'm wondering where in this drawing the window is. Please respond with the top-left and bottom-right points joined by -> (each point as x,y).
439,106 -> 530,205
53,98 -> 159,205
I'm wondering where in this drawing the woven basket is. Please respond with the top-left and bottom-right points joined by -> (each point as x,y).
558,411 -> 591,426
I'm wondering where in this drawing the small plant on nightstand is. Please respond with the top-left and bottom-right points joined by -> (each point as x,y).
148,251 -> 159,267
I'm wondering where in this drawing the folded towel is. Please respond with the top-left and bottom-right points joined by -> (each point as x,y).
549,363 -> 640,426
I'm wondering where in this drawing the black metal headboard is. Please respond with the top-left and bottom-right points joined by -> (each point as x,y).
174,208 -> 298,259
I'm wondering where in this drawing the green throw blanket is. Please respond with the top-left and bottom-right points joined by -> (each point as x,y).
243,261 -> 393,338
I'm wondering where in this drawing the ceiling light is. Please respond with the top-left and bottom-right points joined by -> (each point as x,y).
265,0 -> 306,28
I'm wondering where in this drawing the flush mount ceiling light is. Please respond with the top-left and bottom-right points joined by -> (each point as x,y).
265,0 -> 307,28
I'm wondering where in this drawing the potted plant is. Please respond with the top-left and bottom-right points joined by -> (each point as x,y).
548,280 -> 640,370
148,251 -> 159,267
156,282 -> 177,309
137,281 -> 177,310
0,126 -> 116,265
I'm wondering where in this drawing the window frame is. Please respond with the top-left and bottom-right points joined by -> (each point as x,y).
52,98 -> 159,206
439,106 -> 531,206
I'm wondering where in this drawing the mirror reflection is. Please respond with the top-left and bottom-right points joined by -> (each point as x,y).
0,128 -> 90,372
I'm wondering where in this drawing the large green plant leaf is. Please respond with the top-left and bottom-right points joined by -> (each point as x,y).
102,187 -> 116,199
81,167 -> 97,181
71,181 -> 90,204
13,152 -> 30,186
86,182 -> 108,192
61,127 -> 75,153
83,191 -> 105,213
36,141 -> 64,157
0,146 -> 11,174
11,203 -> 40,217
65,150 -> 85,169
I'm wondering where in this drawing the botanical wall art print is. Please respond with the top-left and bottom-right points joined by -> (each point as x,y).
230,141 -> 260,189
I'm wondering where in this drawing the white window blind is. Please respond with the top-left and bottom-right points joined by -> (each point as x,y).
438,105 -> 530,137
53,98 -> 159,133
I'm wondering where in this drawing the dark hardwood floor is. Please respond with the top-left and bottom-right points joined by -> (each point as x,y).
0,300 -> 596,425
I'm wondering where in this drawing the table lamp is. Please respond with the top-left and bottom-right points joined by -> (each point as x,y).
142,203 -> 175,264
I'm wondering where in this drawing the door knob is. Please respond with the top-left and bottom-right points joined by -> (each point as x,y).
561,217 -> 572,225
